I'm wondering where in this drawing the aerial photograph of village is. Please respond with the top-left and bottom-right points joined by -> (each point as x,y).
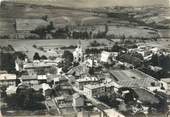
0,0 -> 170,117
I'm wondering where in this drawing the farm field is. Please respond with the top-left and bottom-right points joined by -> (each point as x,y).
0,1 -> 164,39
139,39 -> 170,52
106,26 -> 159,38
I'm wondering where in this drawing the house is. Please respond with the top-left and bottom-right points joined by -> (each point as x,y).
67,64 -> 89,77
77,111 -> 103,117
0,73 -> 16,86
15,57 -> 24,72
100,51 -> 111,63
72,93 -> 84,107
41,83 -> 52,97
83,83 -> 116,98
37,75 -> 47,84
84,84 -> 105,97
84,58 -> 93,67
46,74 -> 68,87
55,96 -> 66,105
6,85 -> 17,95
105,82 -> 120,95
24,62 -> 52,69
23,62 -> 52,77
55,94 -> 72,106
75,76 -> 102,90
19,74 -> 38,85
161,78 -> 170,94
104,109 -> 125,117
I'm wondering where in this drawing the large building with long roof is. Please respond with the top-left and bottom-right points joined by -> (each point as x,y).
109,69 -> 167,92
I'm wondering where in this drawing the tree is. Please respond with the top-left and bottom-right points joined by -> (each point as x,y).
42,15 -> 48,21
15,78 -> 21,86
1,52 -> 16,73
159,54 -> 166,68
5,86 -> 45,110
104,24 -> 108,34
49,66 -> 57,74
89,67 -> 95,75
111,43 -> 125,52
33,44 -> 37,48
41,55 -> 47,60
0,85 -> 7,98
62,51 -> 74,63
60,51 -> 74,73
14,52 -> 27,60
121,34 -> 126,43
33,52 -> 40,60
46,21 -> 55,33
62,62 -> 73,73
132,52 -> 144,60
31,25 -> 47,39
90,40 -> 101,47
151,54 -> 159,66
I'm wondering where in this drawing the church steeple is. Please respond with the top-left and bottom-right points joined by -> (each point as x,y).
77,40 -> 81,48
73,40 -> 84,62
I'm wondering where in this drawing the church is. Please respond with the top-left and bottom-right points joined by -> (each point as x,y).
73,41 -> 83,62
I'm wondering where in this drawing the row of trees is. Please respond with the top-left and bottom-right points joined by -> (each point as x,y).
150,53 -> 170,71
0,35 -> 10,39
4,87 -> 45,110
0,45 -> 14,51
117,53 -> 143,68
85,43 -> 126,54
33,52 -> 47,60
31,21 -> 55,39
30,16 -> 109,39
138,65 -> 168,80
136,53 -> 170,79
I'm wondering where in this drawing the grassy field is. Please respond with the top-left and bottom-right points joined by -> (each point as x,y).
106,26 -> 159,39
0,38 -> 169,60
0,39 -> 111,59
139,39 -> 170,52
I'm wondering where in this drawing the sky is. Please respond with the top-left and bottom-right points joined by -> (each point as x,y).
2,0 -> 170,8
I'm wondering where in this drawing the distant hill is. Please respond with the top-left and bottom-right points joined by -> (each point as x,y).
8,0 -> 169,8
0,1 -> 95,39
0,1 -> 169,39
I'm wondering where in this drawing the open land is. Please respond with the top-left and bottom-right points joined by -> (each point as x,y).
0,1 -> 170,39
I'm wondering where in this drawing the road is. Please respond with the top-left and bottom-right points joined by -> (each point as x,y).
44,98 -> 61,115
64,75 -> 126,117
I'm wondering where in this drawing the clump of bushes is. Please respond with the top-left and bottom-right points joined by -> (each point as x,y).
32,44 -> 37,48
0,35 -> 10,39
90,40 -> 107,47
60,45 -> 77,49
0,45 -> 14,51
32,45 -> 45,52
